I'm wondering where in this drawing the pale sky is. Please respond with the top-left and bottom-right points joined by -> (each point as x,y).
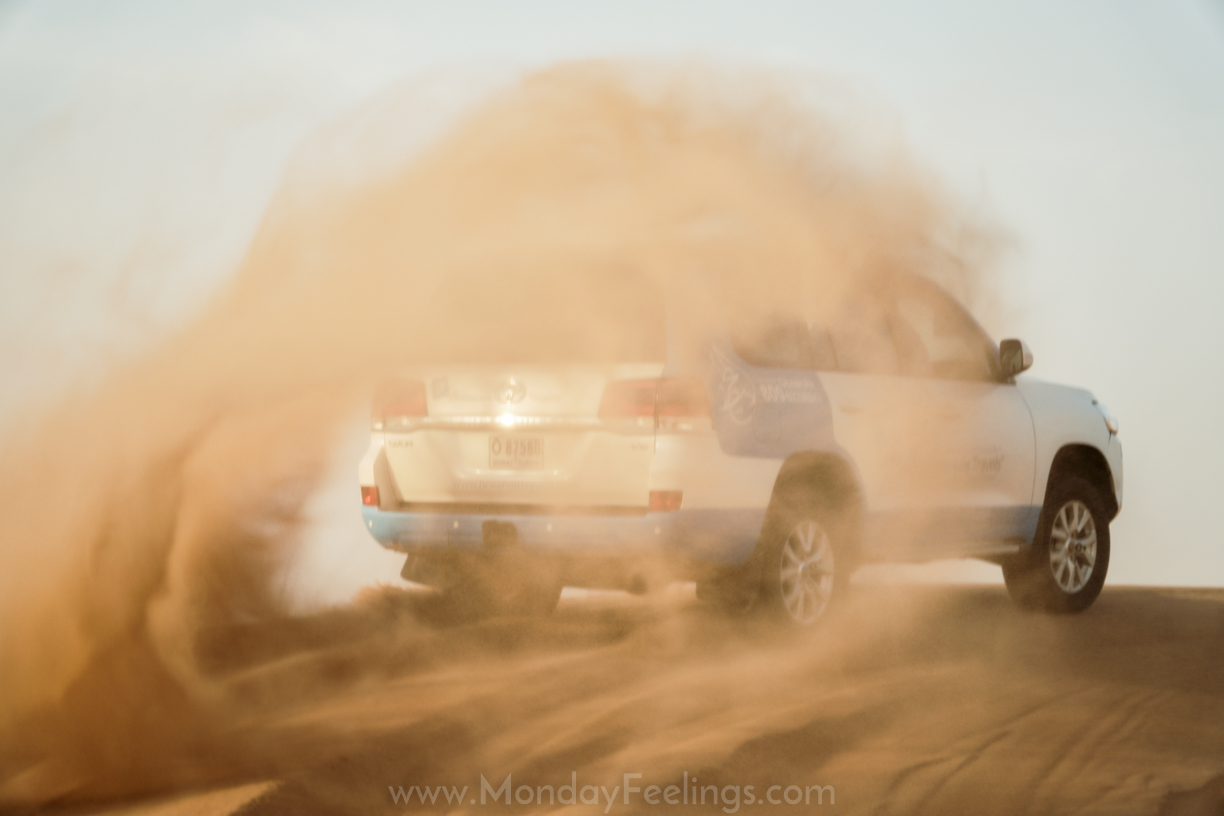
2,0 -> 1222,587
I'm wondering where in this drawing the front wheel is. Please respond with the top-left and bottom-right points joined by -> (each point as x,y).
1003,476 -> 1111,613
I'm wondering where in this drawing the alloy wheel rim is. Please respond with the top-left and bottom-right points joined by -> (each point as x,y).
779,519 -> 835,623
1049,499 -> 1097,593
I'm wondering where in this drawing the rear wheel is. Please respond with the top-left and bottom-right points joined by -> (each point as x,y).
1003,476 -> 1110,613
759,493 -> 846,626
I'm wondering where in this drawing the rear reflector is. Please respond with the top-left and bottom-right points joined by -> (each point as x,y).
649,490 -> 683,513
372,379 -> 427,430
360,486 -> 380,507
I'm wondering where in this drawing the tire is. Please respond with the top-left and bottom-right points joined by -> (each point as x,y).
1003,476 -> 1110,614
758,491 -> 847,626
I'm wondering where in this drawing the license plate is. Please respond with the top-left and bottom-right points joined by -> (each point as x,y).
488,435 -> 545,470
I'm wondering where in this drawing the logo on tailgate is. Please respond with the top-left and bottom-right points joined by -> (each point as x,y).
495,378 -> 527,404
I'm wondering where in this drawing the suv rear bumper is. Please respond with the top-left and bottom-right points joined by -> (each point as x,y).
361,505 -> 763,567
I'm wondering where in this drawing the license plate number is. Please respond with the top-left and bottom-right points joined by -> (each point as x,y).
489,435 -> 545,470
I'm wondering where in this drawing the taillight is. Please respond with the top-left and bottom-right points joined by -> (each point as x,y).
599,377 -> 709,432
361,486 -> 380,507
372,379 -> 427,431
598,379 -> 658,420
655,377 -> 710,431
649,490 -> 683,512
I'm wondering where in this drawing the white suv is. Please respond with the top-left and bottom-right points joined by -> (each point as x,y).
358,271 -> 1122,623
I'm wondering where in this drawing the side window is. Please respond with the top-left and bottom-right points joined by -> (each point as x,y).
826,292 -> 902,375
888,284 -> 996,381
732,313 -> 813,369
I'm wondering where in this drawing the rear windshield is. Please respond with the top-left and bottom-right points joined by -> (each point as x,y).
425,266 -> 666,363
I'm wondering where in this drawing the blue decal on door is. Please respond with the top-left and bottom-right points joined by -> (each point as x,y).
706,340 -> 836,459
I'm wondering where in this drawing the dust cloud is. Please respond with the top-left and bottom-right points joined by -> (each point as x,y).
0,61 -> 1059,810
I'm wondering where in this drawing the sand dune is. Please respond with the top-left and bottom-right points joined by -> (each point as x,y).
24,583 -> 1224,816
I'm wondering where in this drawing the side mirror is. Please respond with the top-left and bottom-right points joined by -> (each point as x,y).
999,338 -> 1033,379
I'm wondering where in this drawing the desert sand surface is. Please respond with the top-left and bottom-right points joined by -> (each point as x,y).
18,582 -> 1224,816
